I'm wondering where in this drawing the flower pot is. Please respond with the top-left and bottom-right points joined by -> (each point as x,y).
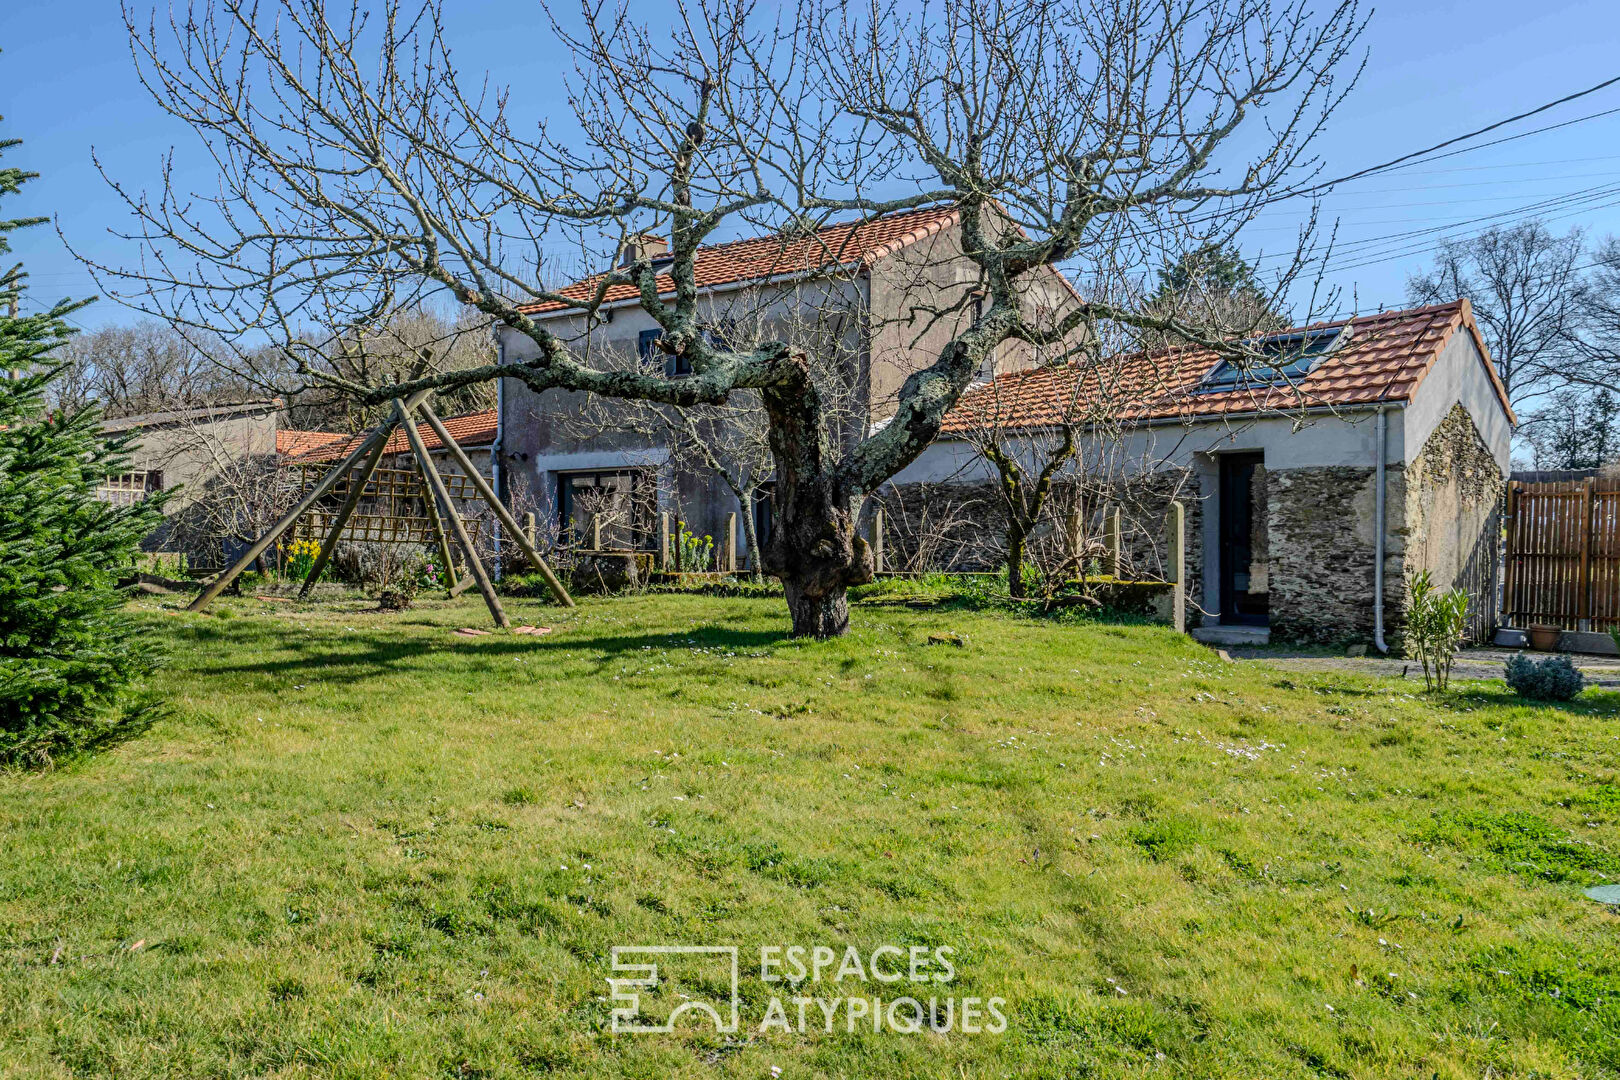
1527,624 -> 1563,652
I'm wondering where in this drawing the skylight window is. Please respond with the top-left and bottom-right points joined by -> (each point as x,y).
1199,326 -> 1348,391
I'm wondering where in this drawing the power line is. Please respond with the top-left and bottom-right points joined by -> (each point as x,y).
1304,79 -> 1620,194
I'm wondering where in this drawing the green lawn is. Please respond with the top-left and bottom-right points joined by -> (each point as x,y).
2,592 -> 1618,1079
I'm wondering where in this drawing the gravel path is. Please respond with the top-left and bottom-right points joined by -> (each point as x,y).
1221,645 -> 1620,688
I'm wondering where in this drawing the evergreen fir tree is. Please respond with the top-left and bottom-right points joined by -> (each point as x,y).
1145,242 -> 1288,347
1,129 -> 168,766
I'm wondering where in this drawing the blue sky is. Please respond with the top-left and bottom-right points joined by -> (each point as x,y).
5,0 -> 1620,330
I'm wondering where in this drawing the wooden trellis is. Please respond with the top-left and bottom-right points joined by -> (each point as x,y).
286,465 -> 486,548
188,391 -> 573,627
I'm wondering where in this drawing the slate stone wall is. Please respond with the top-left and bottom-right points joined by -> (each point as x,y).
879,469 -> 1201,593
1266,464 -> 1407,644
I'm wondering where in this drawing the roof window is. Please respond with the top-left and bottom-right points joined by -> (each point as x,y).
1199,326 -> 1348,391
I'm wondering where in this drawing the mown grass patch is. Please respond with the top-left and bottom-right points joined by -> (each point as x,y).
0,591 -> 1617,1078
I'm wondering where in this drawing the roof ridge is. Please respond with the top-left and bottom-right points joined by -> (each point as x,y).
519,203 -> 962,316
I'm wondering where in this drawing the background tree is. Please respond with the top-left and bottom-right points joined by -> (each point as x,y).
1521,388 -> 1620,470
1,131 -> 168,767
48,320 -> 257,417
90,0 -> 1365,636
1552,236 -> 1620,403
1406,220 -> 1586,413
287,305 -> 498,433
1142,243 -> 1289,349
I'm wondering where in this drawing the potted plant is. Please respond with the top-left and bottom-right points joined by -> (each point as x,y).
1527,623 -> 1563,651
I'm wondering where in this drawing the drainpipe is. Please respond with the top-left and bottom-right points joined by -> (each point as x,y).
1373,405 -> 1389,654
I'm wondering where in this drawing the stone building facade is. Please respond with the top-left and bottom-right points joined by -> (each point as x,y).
888,299 -> 1515,645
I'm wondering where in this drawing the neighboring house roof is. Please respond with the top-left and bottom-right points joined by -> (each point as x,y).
99,398 -> 281,433
940,299 -> 1515,435
275,428 -> 348,457
519,205 -> 963,316
290,409 -> 498,463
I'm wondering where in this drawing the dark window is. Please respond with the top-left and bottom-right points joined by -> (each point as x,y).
639,328 -> 691,377
557,470 -> 647,549
704,320 -> 739,351
1200,327 -> 1345,391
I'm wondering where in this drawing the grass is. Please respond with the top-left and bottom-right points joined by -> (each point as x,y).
2,591 -> 1619,1078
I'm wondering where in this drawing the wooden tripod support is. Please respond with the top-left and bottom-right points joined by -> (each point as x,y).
186,388 -> 574,624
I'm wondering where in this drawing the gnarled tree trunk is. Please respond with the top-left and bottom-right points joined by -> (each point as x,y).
760,365 -> 873,638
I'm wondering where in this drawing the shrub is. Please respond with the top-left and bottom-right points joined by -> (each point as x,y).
1403,570 -> 1469,692
1504,654 -> 1586,702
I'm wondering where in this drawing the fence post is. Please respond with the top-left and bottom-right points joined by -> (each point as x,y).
673,518 -> 683,572
1580,476 -> 1595,631
522,511 -> 536,548
1105,506 -> 1122,579
871,508 -> 886,574
1166,500 -> 1186,633
1501,483 -> 1517,627
725,512 -> 738,573
659,511 -> 671,571
589,512 -> 603,552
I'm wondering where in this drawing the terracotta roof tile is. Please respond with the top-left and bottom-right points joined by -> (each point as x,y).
940,299 -> 1513,435
291,409 -> 497,463
276,429 -> 349,457
520,205 -> 962,316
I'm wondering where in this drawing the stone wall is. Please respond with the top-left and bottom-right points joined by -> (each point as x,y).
1266,465 -> 1407,644
1116,470 -> 1202,593
877,468 -> 1201,592
1404,402 -> 1505,640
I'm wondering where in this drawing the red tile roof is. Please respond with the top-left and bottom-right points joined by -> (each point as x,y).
520,205 -> 962,315
940,299 -> 1514,435
276,429 -> 350,457
290,409 -> 498,463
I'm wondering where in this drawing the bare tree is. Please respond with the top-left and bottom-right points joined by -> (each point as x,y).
1407,220 -> 1586,413
140,410 -> 295,569
559,291 -> 866,580
287,305 -> 499,433
48,320 -> 258,417
87,0 -> 1364,636
1549,236 -> 1620,404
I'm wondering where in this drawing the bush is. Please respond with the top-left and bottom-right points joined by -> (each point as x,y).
1404,570 -> 1469,692
1504,654 -> 1586,701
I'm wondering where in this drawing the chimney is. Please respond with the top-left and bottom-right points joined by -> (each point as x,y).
617,231 -> 671,268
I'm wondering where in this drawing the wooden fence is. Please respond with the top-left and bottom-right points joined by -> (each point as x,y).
1503,477 -> 1620,631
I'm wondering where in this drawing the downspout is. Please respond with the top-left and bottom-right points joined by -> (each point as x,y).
1373,404 -> 1388,654
491,332 -> 506,581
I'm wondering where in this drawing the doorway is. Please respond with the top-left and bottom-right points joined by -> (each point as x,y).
1218,453 -> 1270,626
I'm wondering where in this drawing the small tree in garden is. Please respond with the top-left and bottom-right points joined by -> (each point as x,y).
1404,570 -> 1470,692
1,134 -> 169,766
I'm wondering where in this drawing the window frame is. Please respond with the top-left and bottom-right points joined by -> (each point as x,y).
1198,326 -> 1349,392
556,468 -> 649,548
638,328 -> 692,378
